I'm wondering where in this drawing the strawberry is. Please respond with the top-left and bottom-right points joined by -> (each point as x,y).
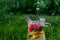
37,24 -> 42,31
29,23 -> 35,32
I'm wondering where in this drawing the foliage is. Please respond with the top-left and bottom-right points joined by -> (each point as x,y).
0,14 -> 60,40
0,0 -> 60,40
0,0 -> 60,15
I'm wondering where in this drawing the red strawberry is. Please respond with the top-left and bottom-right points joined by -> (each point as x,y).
37,24 -> 42,31
29,23 -> 35,32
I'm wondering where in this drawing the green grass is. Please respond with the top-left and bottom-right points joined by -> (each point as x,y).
0,14 -> 60,40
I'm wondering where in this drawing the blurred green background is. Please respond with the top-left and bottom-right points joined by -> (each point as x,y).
0,0 -> 60,40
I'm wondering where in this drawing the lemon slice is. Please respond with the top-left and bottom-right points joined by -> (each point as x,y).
29,31 -> 45,39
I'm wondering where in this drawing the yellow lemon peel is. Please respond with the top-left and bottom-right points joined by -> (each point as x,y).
29,31 -> 45,39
